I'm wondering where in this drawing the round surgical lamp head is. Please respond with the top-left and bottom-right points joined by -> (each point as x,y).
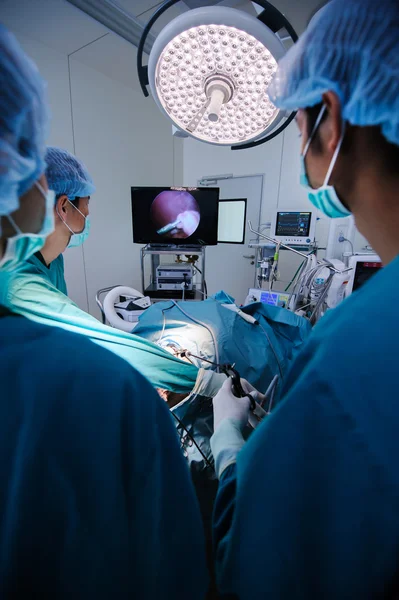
138,2 -> 298,150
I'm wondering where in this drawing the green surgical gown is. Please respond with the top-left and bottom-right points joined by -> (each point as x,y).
22,252 -> 68,294
0,270 -> 198,393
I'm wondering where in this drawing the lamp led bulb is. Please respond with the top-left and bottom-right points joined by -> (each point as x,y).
148,7 -> 287,146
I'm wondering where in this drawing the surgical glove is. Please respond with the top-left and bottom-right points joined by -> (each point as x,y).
240,379 -> 267,408
211,378 -> 267,478
213,377 -> 252,432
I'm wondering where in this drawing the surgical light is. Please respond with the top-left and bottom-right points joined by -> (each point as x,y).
137,1 -> 298,150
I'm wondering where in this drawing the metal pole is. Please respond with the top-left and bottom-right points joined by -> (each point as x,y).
202,246 -> 206,300
248,220 -> 312,260
141,246 -> 145,294
247,221 -> 352,274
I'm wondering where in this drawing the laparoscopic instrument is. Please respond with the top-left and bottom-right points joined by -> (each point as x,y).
177,349 -> 277,427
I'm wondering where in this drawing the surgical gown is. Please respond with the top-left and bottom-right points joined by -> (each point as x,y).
0,270 -> 198,393
21,252 -> 67,294
0,306 -> 208,598
213,255 -> 399,599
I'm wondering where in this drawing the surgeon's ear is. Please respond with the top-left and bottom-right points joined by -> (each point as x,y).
321,91 -> 343,155
56,194 -> 69,215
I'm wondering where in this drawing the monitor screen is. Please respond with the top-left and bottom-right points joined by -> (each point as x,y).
131,186 -> 219,245
353,261 -> 382,292
275,211 -> 312,238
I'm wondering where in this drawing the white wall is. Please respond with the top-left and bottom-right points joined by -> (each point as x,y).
69,57 -> 178,316
183,118 -> 372,292
183,120 -> 320,290
1,14 -> 180,318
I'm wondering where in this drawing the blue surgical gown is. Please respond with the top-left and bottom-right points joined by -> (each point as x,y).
23,252 -> 67,294
0,306 -> 208,598
213,254 -> 399,599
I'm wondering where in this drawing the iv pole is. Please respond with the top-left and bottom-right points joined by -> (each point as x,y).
247,221 -> 351,274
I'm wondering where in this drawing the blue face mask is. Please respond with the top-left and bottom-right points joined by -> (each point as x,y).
300,105 -> 351,219
0,181 -> 55,271
57,198 -> 90,248
67,215 -> 90,248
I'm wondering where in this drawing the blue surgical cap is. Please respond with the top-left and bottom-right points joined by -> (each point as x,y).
268,0 -> 399,146
0,24 -> 49,216
45,147 -> 95,200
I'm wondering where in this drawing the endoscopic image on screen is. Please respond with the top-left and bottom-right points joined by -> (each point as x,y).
150,190 -> 200,240
131,187 -> 219,245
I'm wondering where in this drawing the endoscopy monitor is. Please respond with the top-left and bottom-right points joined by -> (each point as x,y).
131,186 -> 219,245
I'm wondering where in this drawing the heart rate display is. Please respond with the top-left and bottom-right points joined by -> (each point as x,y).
275,212 -> 312,238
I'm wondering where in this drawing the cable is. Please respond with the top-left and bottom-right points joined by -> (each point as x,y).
284,259 -> 305,292
339,235 -> 354,255
284,248 -> 317,293
288,258 -> 314,312
257,322 -> 284,379
267,243 -> 281,293
157,302 -> 175,344
167,300 -> 220,369
189,262 -> 206,298
263,374 -> 279,413
171,411 -> 213,470
192,264 -> 202,275
308,269 -> 334,324
294,301 -> 313,313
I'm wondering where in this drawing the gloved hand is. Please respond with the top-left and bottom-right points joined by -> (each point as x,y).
240,379 -> 267,408
213,377 -> 253,432
212,377 -> 268,477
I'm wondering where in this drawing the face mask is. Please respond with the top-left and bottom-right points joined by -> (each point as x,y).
57,198 -> 90,248
68,216 -> 90,248
300,105 -> 351,219
0,182 -> 55,271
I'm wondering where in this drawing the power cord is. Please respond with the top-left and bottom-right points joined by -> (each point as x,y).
171,411 -> 213,470
339,235 -> 354,255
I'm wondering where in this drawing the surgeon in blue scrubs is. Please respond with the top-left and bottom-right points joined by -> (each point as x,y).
15,146 -> 95,295
211,0 -> 399,598
0,25 -> 207,599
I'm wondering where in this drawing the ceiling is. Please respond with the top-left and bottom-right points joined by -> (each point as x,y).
114,0 -> 326,33
119,0 -> 256,21
0,0 -> 326,91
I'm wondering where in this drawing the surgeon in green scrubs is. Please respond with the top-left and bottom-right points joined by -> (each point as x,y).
0,146 -> 199,394
19,146 -> 95,294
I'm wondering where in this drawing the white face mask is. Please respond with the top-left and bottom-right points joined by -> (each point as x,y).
56,198 -> 90,248
300,105 -> 351,219
0,181 -> 55,271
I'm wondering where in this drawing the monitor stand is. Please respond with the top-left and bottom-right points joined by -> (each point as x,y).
147,243 -> 204,250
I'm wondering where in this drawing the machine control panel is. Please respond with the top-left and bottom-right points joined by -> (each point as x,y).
245,288 -> 290,308
156,264 -> 194,291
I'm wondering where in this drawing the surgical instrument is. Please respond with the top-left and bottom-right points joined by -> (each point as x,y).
157,219 -> 182,235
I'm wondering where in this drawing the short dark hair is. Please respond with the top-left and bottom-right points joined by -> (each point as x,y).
70,197 -> 81,209
305,102 -> 325,153
305,103 -> 399,175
